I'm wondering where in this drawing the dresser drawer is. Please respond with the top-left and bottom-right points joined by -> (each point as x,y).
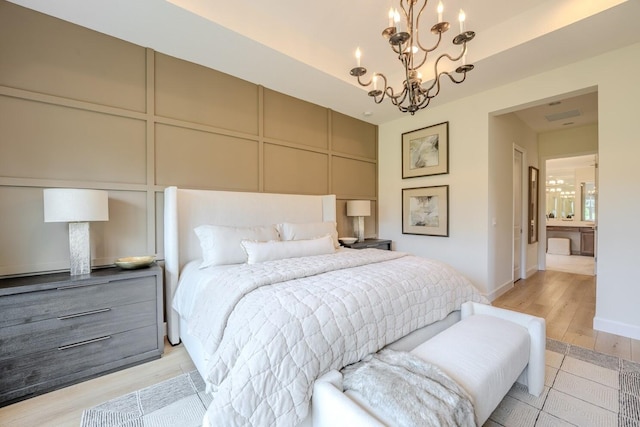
0,299 -> 157,360
0,324 -> 160,404
0,276 -> 156,328
0,266 -> 163,406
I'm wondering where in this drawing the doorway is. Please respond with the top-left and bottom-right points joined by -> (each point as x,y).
544,154 -> 597,276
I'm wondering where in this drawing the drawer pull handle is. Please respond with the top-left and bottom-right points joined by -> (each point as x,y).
57,281 -> 109,290
57,308 -> 111,320
58,335 -> 111,350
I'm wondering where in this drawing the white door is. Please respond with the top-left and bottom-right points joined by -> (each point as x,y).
513,148 -> 523,281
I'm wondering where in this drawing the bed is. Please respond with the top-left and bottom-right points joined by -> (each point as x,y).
163,187 -> 487,427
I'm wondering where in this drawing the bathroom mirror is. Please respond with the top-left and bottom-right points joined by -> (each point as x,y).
528,166 -> 539,243
582,181 -> 596,221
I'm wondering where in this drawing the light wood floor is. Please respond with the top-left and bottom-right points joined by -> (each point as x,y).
2,270 -> 639,426
493,269 -> 640,362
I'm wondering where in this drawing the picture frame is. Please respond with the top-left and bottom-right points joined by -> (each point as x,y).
528,166 -> 539,244
402,185 -> 449,237
402,122 -> 449,178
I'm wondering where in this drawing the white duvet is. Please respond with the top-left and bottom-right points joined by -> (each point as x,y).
173,249 -> 486,427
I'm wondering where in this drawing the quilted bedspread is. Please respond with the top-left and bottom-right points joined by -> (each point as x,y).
175,249 -> 486,427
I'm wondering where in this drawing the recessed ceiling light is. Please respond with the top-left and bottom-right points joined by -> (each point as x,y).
363,111 -> 373,117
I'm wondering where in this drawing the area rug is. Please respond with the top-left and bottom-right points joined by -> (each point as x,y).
81,339 -> 640,427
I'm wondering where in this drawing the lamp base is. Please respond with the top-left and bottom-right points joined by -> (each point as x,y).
353,216 -> 365,242
69,222 -> 91,276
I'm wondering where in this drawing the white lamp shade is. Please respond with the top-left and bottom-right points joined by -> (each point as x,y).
44,189 -> 109,223
347,200 -> 371,217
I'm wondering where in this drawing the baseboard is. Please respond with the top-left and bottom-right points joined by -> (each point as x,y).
593,316 -> 640,341
487,279 -> 514,302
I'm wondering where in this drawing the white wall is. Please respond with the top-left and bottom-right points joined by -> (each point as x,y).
488,113 -> 538,291
379,100 -> 490,293
379,42 -> 640,340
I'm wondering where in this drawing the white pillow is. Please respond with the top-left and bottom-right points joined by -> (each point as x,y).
242,235 -> 335,264
277,221 -> 339,248
194,224 -> 279,268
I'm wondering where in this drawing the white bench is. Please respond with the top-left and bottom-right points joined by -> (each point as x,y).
311,302 -> 546,426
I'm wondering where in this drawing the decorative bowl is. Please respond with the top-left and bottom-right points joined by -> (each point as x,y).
339,237 -> 358,245
114,255 -> 156,269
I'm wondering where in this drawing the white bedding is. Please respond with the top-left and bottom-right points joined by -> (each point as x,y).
173,249 -> 487,427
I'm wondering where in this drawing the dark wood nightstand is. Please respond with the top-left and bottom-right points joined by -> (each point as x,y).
0,265 -> 164,406
341,238 -> 392,250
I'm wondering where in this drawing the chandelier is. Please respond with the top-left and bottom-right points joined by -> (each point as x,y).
349,0 -> 475,115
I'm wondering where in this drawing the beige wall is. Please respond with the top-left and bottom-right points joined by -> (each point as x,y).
538,124 -> 598,159
0,2 -> 378,276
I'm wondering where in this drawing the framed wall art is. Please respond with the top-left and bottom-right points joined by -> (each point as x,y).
528,166 -> 539,244
402,185 -> 449,237
402,121 -> 449,178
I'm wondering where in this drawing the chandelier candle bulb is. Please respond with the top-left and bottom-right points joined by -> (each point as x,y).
459,9 -> 465,33
437,1 -> 444,23
394,9 -> 401,32
355,47 -> 361,67
388,8 -> 395,27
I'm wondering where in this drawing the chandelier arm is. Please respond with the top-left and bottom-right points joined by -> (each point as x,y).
416,27 -> 443,55
413,3 -> 427,64
449,41 -> 468,63
400,54 -> 417,105
355,74 -> 375,89
442,71 -> 468,85
387,85 -> 409,104
373,74 -> 388,103
385,84 -> 406,103
417,53 -> 452,94
414,91 -> 434,110
399,0 -> 410,22
412,44 -> 431,70
416,0 -> 428,30
419,70 -> 445,99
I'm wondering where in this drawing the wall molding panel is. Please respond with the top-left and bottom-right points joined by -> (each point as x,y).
0,1 -> 377,276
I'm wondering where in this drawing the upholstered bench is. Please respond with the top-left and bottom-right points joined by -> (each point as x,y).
310,302 -> 546,427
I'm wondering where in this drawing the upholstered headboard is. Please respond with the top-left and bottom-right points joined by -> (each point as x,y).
163,186 -> 337,344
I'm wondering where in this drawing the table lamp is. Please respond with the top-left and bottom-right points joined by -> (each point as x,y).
346,200 -> 371,242
44,188 -> 109,276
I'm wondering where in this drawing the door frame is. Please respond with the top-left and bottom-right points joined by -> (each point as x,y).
513,144 -> 527,281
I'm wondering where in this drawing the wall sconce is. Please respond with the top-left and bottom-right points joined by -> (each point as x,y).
346,200 -> 371,242
44,188 -> 109,276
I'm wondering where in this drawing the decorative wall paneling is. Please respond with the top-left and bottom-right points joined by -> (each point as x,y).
0,1 -> 378,276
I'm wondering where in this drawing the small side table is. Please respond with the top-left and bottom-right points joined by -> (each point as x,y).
341,238 -> 392,251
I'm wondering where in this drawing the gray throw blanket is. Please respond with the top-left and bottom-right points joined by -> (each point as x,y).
342,349 -> 477,427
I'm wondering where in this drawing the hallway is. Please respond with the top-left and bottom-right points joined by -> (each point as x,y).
493,270 -> 640,362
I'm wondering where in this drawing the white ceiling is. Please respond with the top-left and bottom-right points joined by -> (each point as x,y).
7,0 -> 640,127
514,91 -> 598,133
